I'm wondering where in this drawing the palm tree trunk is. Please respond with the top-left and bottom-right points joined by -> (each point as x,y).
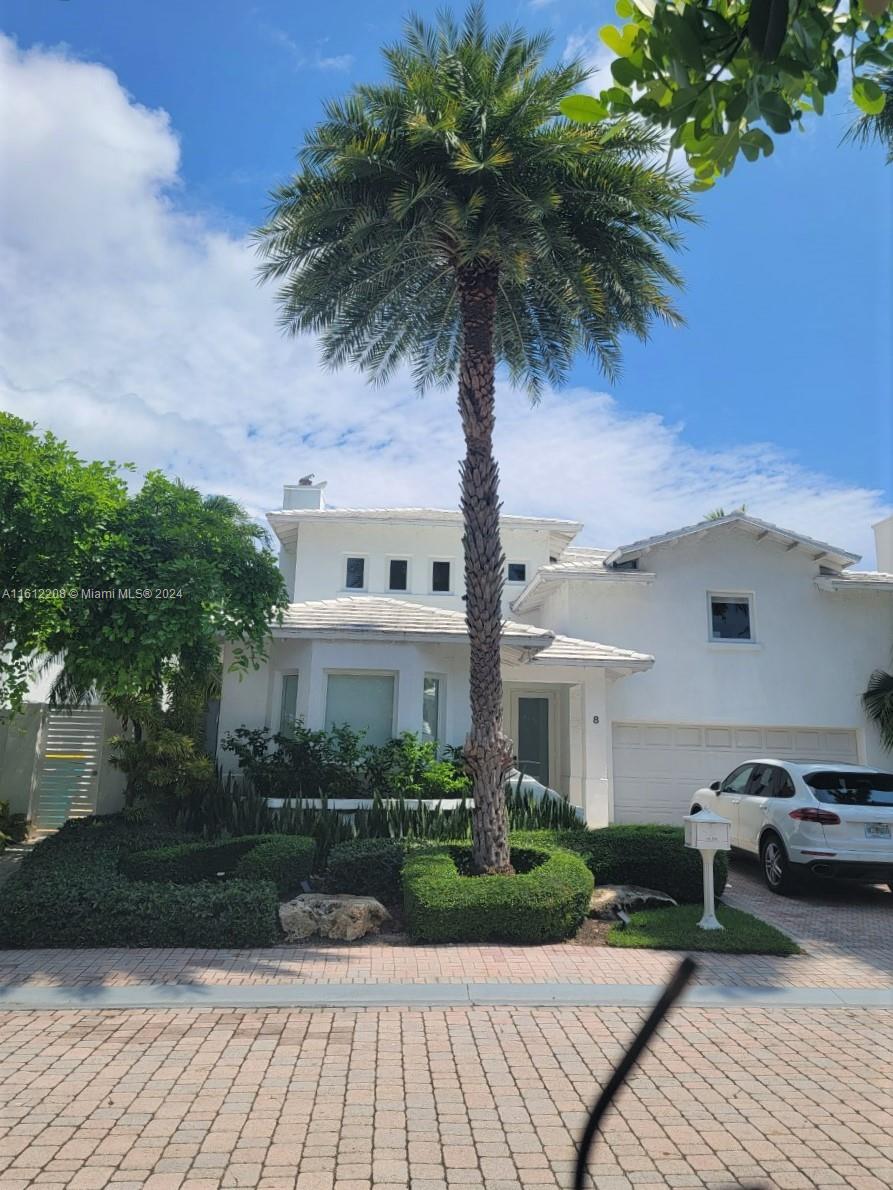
457,261 -> 513,875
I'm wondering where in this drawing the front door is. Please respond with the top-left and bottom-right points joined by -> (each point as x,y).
509,691 -> 555,787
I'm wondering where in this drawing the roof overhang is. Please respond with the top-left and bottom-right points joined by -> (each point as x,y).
814,574 -> 893,593
510,565 -> 654,614
604,514 -> 859,572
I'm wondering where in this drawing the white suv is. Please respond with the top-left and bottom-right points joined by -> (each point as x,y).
690,760 -> 893,895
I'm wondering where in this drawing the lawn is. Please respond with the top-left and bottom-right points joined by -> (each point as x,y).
606,902 -> 800,955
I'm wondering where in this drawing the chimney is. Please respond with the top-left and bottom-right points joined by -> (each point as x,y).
873,514 -> 893,573
282,479 -> 327,510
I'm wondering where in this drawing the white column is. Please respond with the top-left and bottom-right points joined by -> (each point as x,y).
580,669 -> 611,827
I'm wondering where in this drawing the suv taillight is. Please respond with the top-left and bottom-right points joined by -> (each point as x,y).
789,807 -> 841,825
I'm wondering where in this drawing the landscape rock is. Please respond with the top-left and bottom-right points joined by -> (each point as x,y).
589,884 -> 677,920
279,893 -> 391,942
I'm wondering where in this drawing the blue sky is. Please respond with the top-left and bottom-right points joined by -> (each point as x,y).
1,0 -> 891,556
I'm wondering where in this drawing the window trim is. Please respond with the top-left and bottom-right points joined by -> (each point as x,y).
429,558 -> 454,595
343,554 -> 367,592
506,561 -> 529,584
323,669 -> 398,744
707,590 -> 755,643
422,672 -> 446,742
387,556 -> 411,593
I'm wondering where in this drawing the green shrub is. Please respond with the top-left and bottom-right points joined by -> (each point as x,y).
1,871 -> 279,948
234,836 -> 315,898
325,837 -> 408,902
0,815 -> 280,949
555,824 -> 728,904
403,845 -> 593,943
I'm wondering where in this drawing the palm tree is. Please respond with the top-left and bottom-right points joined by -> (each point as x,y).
863,668 -> 893,751
704,504 -> 746,521
845,69 -> 893,163
255,5 -> 693,873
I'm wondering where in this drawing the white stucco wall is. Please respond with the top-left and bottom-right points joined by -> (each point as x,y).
287,520 -> 556,615
531,529 -> 892,766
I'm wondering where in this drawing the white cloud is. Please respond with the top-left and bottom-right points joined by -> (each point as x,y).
0,34 -> 887,564
259,24 -> 353,72
563,30 -> 615,95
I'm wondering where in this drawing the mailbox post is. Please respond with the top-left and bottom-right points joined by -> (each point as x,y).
683,808 -> 732,931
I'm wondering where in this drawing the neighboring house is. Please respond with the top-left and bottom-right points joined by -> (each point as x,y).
217,480 -> 893,828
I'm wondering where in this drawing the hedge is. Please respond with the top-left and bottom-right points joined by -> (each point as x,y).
554,824 -> 728,904
325,837 -> 408,903
0,815 -> 281,949
120,834 -> 314,898
403,844 -> 593,943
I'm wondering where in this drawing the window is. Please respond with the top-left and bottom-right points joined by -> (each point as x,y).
325,673 -> 395,747
388,558 -> 408,592
422,674 -> 443,741
279,673 -> 299,737
720,764 -> 755,793
744,765 -> 773,797
507,562 -> 527,583
709,593 -> 753,641
345,557 -> 365,590
769,767 -> 796,798
805,770 -> 893,807
431,560 -> 451,593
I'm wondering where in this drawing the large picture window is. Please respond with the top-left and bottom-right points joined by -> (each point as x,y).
325,673 -> 395,747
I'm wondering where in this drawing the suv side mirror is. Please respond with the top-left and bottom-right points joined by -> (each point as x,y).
709,780 -> 721,792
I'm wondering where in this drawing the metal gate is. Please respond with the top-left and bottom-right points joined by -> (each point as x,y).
32,706 -> 105,833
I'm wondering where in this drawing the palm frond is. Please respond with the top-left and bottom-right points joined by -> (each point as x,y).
863,669 -> 893,752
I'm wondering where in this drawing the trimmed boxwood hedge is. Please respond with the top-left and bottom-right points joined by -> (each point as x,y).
552,824 -> 728,904
0,815 -> 285,949
325,837 -> 408,903
120,834 -> 314,898
403,844 -> 593,943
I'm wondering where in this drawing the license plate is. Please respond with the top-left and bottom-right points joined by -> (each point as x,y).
865,823 -> 891,839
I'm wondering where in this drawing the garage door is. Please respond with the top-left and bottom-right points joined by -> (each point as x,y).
612,723 -> 860,826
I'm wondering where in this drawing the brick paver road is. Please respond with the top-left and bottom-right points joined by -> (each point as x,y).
2,1003 -> 891,1190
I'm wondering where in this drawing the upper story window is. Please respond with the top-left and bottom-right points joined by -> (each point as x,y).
507,562 -> 527,583
431,560 -> 451,593
709,593 -> 753,641
345,556 -> 366,590
388,558 -> 408,592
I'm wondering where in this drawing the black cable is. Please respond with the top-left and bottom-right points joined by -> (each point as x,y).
572,956 -> 697,1190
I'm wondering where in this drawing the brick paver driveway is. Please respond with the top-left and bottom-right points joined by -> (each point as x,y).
2,1002 -> 892,1190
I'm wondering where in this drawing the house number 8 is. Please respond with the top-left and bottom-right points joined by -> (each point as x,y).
592,715 -> 600,724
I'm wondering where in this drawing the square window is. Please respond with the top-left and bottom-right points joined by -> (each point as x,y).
710,595 -> 752,641
325,673 -> 395,747
431,560 -> 451,593
389,559 -> 408,591
345,557 -> 365,589
507,562 -> 527,583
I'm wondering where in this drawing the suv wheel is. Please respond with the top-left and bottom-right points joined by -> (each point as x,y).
761,833 -> 798,895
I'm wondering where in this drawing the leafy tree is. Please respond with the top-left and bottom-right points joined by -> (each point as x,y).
863,668 -> 893,750
560,1 -> 893,186
1,416 -> 287,728
255,4 -> 693,872
0,413 -> 128,716
846,65 -> 893,159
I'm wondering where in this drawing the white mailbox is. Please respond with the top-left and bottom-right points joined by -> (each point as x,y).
683,808 -> 732,931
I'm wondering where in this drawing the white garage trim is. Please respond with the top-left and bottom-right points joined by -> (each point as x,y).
611,721 -> 861,826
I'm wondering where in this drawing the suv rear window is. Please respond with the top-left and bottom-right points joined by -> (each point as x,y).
805,771 -> 893,807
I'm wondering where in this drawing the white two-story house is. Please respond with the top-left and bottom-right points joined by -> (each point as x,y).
216,479 -> 893,828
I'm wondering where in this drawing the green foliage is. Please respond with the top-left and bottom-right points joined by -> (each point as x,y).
120,832 -> 314,899
0,799 -> 29,849
109,728 -> 216,815
222,723 -> 370,799
846,67 -> 893,161
0,815 -> 281,949
0,413 -> 127,716
863,668 -> 893,750
555,823 -> 728,903
364,733 -> 471,799
403,844 -> 593,943
255,4 -> 694,397
325,837 -> 409,902
607,902 -> 799,954
560,1 -> 893,185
